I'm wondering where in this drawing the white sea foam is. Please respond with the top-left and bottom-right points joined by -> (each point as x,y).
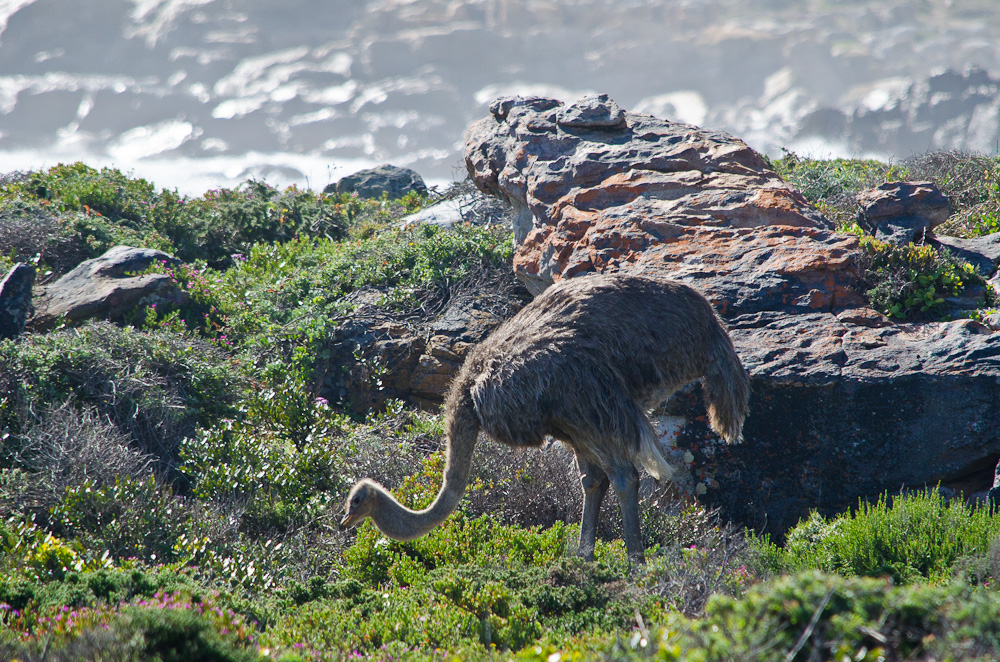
0,0 -> 37,40
109,121 -> 199,162
634,91 -> 708,126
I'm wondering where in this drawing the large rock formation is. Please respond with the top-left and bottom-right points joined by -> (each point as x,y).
466,95 -> 862,316
465,94 -> 1000,536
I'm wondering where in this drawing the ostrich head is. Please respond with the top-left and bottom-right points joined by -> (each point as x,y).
340,479 -> 378,530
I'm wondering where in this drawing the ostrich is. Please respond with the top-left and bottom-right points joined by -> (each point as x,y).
340,271 -> 750,564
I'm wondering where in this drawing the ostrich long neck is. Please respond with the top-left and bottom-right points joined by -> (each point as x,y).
370,396 -> 480,540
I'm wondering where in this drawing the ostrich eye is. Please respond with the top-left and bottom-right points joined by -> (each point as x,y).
351,495 -> 360,506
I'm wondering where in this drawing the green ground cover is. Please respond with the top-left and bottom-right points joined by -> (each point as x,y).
0,159 -> 998,661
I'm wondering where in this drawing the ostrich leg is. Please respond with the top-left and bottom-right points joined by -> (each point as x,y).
611,464 -> 644,564
577,459 -> 609,561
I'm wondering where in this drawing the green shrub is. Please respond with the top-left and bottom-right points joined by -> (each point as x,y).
857,234 -> 987,319
675,571 -> 1000,662
0,163 -> 430,269
0,592 -> 261,662
518,571 -> 1000,662
0,202 -> 88,280
48,475 -> 193,564
147,181 -> 355,267
751,490 -> 1000,584
215,222 -> 514,344
179,417 -> 346,535
264,555 -> 645,656
341,513 -> 579,587
0,322 -> 243,476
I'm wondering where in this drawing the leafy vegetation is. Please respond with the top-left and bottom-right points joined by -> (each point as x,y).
753,490 -> 1000,585
769,150 -> 907,227
0,163 -> 425,273
0,161 -> 999,659
855,233 -> 988,319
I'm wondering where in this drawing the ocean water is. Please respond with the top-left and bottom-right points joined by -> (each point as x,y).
1,0 -> 998,196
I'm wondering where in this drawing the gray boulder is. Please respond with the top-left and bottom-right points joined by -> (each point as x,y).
30,246 -> 184,330
0,263 -> 35,339
325,164 -> 427,199
401,183 -> 513,229
932,232 -> 1000,276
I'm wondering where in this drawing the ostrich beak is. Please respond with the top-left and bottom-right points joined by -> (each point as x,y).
339,511 -> 358,530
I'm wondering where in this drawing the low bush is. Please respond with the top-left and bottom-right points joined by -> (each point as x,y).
0,202 -> 88,281
0,162 -> 429,271
266,532 -> 642,656
856,234 -> 987,319
2,401 -> 151,513
751,490 -> 1000,584
463,442 -> 582,532
0,591 -> 261,662
521,571 -> 1000,662
0,322 -> 244,478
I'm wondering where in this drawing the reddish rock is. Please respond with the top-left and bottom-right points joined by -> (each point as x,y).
857,181 -> 951,245
466,94 -> 849,303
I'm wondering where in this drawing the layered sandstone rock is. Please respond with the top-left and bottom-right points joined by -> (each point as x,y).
465,94 -> 1000,536
466,94 -> 862,316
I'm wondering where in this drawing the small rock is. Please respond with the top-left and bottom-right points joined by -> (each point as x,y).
0,263 -> 35,339
401,194 -> 476,229
30,246 -> 183,330
325,164 -> 427,199
857,181 -> 951,245
401,189 -> 512,229
555,93 -> 627,128
490,96 -> 561,121
835,306 -> 892,328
